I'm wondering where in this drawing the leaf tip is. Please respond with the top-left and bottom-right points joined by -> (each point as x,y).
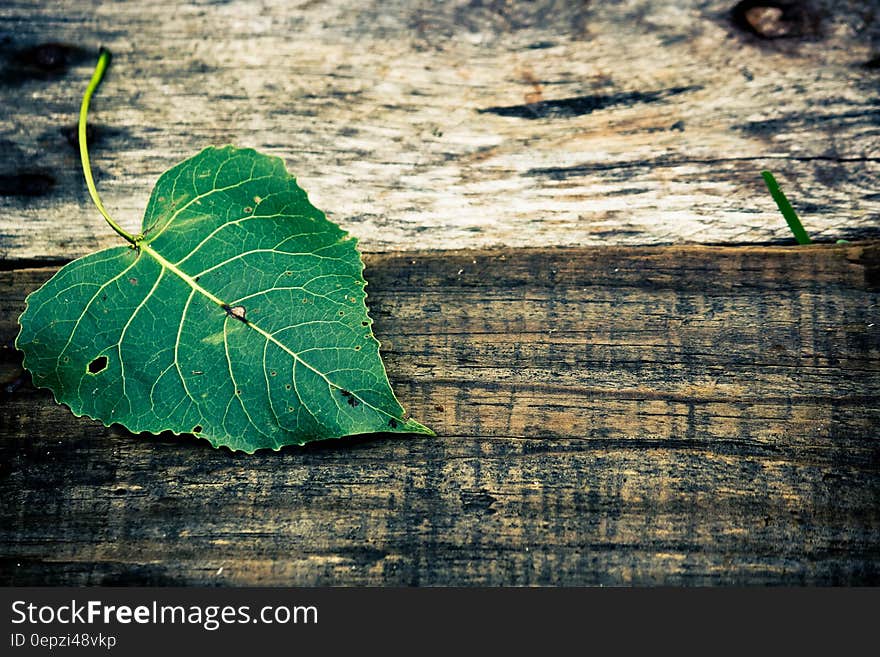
401,418 -> 436,437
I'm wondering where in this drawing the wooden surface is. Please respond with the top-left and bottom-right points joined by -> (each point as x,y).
1,0 -> 879,586
1,243 -> 879,585
0,0 -> 879,261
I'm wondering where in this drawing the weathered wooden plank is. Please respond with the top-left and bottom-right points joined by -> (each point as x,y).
0,0 -> 878,262
1,243 -> 878,585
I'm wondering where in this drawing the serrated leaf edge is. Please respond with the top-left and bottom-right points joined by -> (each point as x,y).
15,146 -> 435,453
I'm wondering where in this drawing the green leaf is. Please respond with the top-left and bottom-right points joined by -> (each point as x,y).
17,146 -> 433,452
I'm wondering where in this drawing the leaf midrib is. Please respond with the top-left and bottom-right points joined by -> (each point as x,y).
138,242 -> 398,422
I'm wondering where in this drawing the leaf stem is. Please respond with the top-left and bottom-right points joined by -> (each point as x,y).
761,171 -> 811,245
79,48 -> 139,245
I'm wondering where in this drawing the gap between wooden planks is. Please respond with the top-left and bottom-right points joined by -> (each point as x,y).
1,242 -> 878,585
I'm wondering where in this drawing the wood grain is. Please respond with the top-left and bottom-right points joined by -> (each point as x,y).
1,243 -> 878,585
0,0 -> 878,262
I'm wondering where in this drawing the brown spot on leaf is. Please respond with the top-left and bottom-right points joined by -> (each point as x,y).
222,304 -> 248,322
731,1 -> 820,40
129,277 -> 138,286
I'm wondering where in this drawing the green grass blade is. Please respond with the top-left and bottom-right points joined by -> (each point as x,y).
761,171 -> 811,245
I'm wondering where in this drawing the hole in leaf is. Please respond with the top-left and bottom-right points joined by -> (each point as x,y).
192,425 -> 203,433
87,355 -> 108,374
270,370 -> 277,376
285,384 -> 291,390
354,345 -> 361,351
338,311 -> 344,316
243,206 -> 253,213
361,321 -> 369,326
